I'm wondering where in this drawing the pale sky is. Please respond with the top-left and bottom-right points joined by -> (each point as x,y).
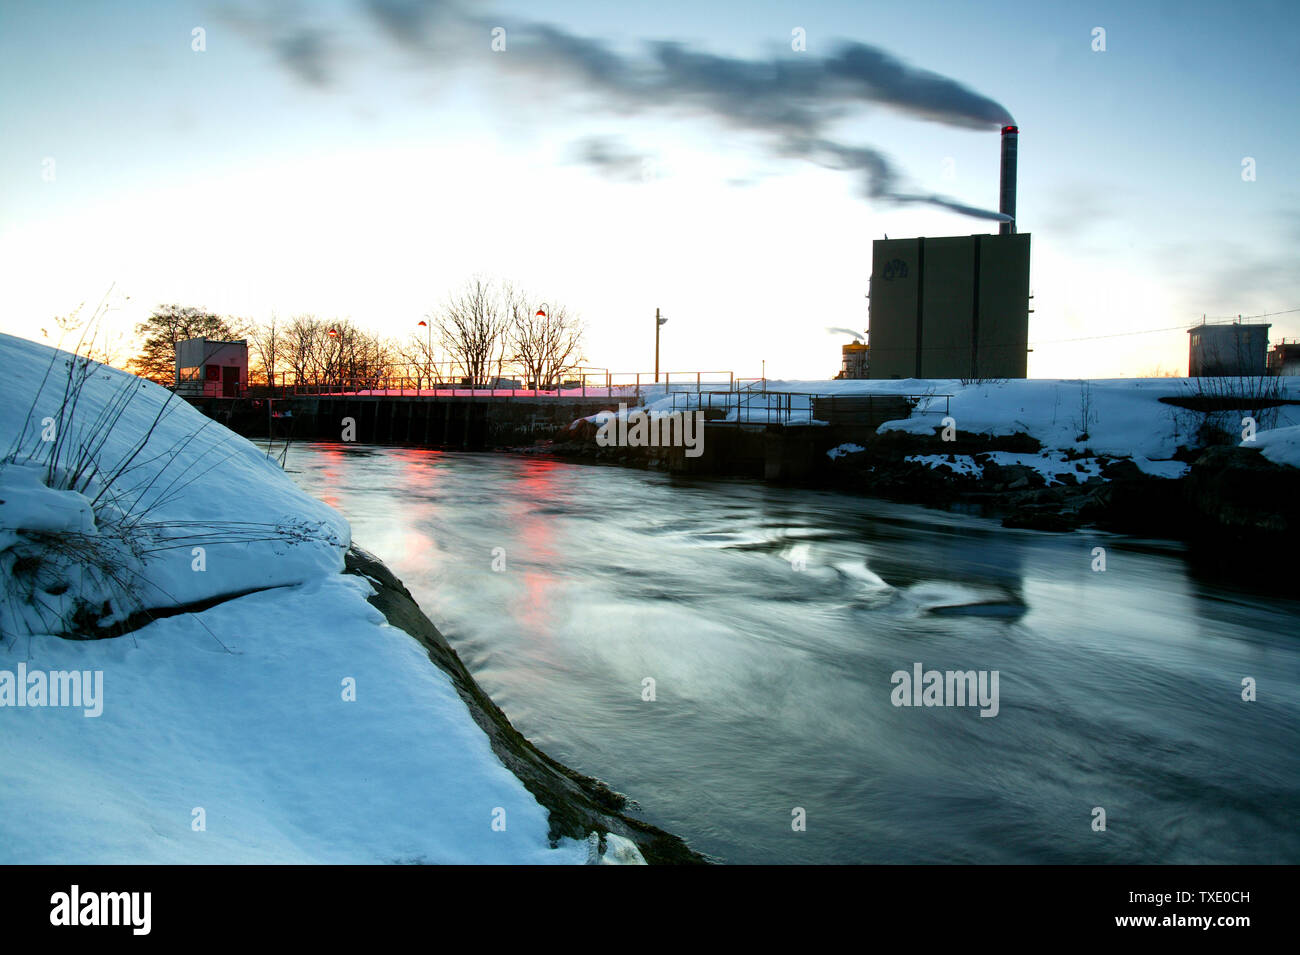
1,0 -> 1297,379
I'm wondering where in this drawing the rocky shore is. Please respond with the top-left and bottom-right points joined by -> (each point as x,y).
344,545 -> 708,865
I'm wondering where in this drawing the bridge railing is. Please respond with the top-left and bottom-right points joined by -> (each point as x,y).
257,367 -> 738,399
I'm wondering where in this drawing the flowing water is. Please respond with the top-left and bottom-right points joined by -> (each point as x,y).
287,443 -> 1299,864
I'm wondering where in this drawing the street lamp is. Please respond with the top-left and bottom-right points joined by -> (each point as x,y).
655,308 -> 668,382
536,304 -> 550,390
417,318 -> 432,391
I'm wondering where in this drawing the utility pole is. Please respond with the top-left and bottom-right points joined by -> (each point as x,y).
655,308 -> 668,382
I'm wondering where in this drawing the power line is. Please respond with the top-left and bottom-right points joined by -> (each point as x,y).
1028,306 -> 1300,346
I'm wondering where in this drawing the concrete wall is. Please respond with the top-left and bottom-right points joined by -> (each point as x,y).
920,236 -> 976,377
975,232 -> 1031,379
868,238 -> 921,379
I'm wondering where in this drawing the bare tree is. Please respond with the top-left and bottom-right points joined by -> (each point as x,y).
431,278 -> 512,387
511,297 -> 585,390
396,326 -> 440,389
282,315 -> 329,387
248,313 -> 285,387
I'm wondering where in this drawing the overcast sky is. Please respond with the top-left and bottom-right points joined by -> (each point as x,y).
1,0 -> 1297,378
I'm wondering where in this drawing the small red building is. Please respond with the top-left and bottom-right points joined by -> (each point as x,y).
174,338 -> 248,397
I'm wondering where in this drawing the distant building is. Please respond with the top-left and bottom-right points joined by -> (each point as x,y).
175,337 -> 248,397
1267,340 -> 1300,376
836,342 -> 869,379
1187,323 -> 1270,377
867,233 -> 1031,379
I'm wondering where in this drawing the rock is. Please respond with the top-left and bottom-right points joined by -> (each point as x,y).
981,461 -> 1045,491
1100,458 -> 1144,481
1184,446 -> 1300,541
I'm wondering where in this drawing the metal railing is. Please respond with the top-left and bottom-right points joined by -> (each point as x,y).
242,367 -> 739,399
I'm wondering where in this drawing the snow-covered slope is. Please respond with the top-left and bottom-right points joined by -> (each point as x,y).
621,376 -> 1300,467
2,573 -> 584,863
0,333 -> 607,863
1,333 -> 348,633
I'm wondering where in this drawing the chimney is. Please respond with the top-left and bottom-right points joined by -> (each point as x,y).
999,125 -> 1018,235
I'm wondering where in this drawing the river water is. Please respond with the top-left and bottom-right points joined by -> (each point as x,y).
287,443 -> 1299,864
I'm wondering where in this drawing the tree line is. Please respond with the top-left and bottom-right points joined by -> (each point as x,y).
127,278 -> 586,390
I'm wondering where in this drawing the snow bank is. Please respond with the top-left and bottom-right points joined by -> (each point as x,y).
0,334 -> 349,633
608,377 -> 1300,472
0,573 -> 587,863
875,378 -> 1285,460
0,333 -> 613,864
1247,425 -> 1300,469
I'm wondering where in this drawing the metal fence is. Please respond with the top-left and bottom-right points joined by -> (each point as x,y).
250,366 -> 736,399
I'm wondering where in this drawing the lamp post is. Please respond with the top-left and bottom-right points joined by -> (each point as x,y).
326,327 -> 339,394
534,303 -> 551,390
417,318 -> 431,392
655,308 -> 668,382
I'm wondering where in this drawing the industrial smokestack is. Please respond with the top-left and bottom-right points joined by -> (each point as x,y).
998,125 -> 1018,235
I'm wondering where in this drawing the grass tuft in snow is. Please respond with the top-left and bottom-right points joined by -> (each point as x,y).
1,332 -> 344,642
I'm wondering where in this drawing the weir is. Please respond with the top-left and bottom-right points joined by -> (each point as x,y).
182,389 -> 930,481
182,393 -> 626,450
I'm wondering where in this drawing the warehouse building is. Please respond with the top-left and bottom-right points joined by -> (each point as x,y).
1187,323 -> 1270,377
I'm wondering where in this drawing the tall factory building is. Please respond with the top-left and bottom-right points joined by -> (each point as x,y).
868,125 -> 1031,379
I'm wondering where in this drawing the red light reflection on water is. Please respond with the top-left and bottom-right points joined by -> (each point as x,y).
381,447 -> 447,572
505,457 -> 564,644
311,443 -> 348,511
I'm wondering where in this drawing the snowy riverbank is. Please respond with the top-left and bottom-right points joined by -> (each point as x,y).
0,333 -> 690,863
555,376 -> 1300,547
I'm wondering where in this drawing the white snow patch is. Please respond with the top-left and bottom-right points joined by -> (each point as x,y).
1132,457 -> 1191,479
827,443 -> 865,460
587,832 -> 647,865
981,451 -> 1103,486
905,454 -> 983,477
1248,425 -> 1300,469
